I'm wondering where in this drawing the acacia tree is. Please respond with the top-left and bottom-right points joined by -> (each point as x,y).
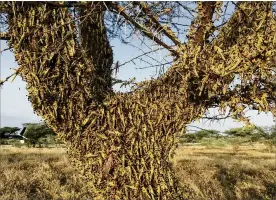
0,2 -> 275,199
0,127 -> 20,138
23,123 -> 56,147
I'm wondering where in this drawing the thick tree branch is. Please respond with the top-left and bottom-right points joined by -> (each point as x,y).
135,2 -> 182,47
108,2 -> 179,57
189,2 -> 217,46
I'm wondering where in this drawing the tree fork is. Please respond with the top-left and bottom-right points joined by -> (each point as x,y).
5,2 -> 186,199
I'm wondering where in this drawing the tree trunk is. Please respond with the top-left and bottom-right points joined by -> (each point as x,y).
6,2 -> 185,199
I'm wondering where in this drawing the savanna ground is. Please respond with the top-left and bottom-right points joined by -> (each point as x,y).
0,143 -> 275,200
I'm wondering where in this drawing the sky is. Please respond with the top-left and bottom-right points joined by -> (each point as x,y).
0,4 -> 275,132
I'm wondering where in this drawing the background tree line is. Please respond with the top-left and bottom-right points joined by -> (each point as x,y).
0,123 -> 58,147
1,123 -> 275,148
180,125 -> 276,144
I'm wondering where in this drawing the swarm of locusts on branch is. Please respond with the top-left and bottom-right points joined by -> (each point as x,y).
0,1 -> 275,199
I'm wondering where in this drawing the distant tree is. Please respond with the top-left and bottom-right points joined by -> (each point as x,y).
194,129 -> 219,139
23,123 -> 56,147
224,126 -> 257,137
224,127 -> 249,137
263,126 -> 276,152
0,127 -> 20,139
224,126 -> 267,142
268,125 -> 276,139
180,134 -> 198,143
181,129 -> 219,143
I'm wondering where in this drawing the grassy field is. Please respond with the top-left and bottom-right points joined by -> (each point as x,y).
0,147 -> 91,200
173,144 -> 276,200
0,144 -> 275,200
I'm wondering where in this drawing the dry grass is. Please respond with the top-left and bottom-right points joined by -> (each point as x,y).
0,146 -> 91,200
173,143 -> 276,200
0,144 -> 275,200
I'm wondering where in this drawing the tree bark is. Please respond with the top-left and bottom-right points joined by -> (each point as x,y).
79,2 -> 113,102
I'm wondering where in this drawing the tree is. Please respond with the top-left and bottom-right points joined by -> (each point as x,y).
267,125 -> 276,139
224,127 -> 253,137
180,129 -> 219,143
194,129 -> 219,139
0,127 -> 20,138
0,2 -> 275,199
180,133 -> 198,143
224,126 -> 268,142
186,129 -> 219,141
23,123 -> 56,147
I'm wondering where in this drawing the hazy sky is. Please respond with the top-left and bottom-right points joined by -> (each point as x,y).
1,19 -> 275,131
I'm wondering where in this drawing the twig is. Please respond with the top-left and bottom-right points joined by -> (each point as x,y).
135,2 -> 182,47
176,1 -> 196,18
108,2 -> 179,57
127,41 -> 172,69
136,61 -> 173,69
116,47 -> 165,69
0,47 -> 11,53
0,68 -> 21,86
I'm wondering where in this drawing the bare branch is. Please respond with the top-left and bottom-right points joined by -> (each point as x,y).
108,2 -> 180,57
176,1 -> 196,18
136,61 -> 173,70
0,68 -> 21,86
135,2 -> 182,47
0,47 -> 11,53
116,47 -> 165,69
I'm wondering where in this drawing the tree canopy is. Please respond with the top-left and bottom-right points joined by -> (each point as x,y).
0,127 -> 20,138
0,2 -> 275,199
23,123 -> 56,147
